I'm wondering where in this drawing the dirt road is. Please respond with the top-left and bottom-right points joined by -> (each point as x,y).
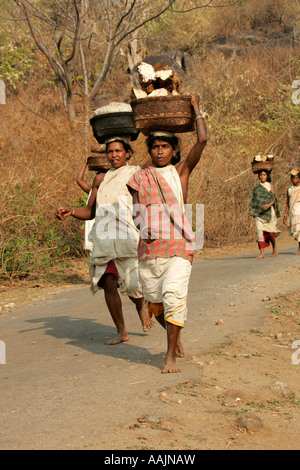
1,245 -> 300,450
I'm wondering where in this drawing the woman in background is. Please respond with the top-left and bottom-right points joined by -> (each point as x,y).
283,167 -> 300,255
249,169 -> 281,259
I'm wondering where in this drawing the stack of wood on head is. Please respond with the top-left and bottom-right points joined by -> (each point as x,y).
131,61 -> 181,99
291,167 -> 300,176
251,154 -> 275,174
130,62 -> 195,136
89,102 -> 139,145
87,143 -> 110,172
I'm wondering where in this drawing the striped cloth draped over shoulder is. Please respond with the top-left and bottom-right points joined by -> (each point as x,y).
127,167 -> 195,263
249,184 -> 281,222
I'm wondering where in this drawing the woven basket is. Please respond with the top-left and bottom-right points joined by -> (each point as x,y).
131,95 -> 195,135
91,144 -> 106,153
251,161 -> 274,174
87,155 -> 110,171
90,112 -> 139,144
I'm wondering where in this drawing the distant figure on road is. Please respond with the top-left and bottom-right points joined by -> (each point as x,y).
283,167 -> 300,255
249,169 -> 281,259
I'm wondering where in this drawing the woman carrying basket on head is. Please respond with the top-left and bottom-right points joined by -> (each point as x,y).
283,167 -> 300,255
249,167 -> 281,259
127,94 -> 207,374
56,137 -> 154,345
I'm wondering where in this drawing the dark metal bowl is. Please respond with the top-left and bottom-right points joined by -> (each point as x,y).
90,112 -> 139,144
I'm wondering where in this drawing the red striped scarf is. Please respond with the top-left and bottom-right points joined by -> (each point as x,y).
127,167 -> 195,263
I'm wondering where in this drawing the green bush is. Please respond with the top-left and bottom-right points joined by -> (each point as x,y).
0,42 -> 35,90
0,179 -> 85,281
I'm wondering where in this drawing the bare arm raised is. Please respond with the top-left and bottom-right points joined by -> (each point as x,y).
77,157 -> 92,194
176,94 -> 207,202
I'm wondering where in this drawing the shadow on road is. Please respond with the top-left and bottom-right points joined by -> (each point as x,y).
20,315 -> 165,370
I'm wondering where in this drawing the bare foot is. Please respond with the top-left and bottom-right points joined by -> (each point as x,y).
161,361 -> 181,374
105,332 -> 129,345
256,254 -> 264,259
161,354 -> 181,374
130,297 -> 155,332
176,339 -> 185,358
139,307 -> 155,332
272,250 -> 278,257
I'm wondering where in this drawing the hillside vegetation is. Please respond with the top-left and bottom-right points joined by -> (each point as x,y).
0,0 -> 299,283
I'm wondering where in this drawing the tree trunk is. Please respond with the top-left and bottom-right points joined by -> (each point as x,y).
127,30 -> 145,72
66,91 -> 77,122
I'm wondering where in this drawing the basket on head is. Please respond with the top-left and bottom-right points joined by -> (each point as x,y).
130,95 -> 195,136
87,154 -> 110,172
91,143 -> 106,154
252,160 -> 274,174
291,167 -> 300,176
90,103 -> 139,144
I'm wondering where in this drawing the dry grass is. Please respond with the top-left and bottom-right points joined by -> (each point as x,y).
0,1 -> 300,280
145,0 -> 300,53
182,44 -> 300,246
0,85 -> 94,281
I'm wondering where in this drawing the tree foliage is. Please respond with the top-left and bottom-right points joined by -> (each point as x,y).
1,0 -> 239,120
1,0 -> 177,120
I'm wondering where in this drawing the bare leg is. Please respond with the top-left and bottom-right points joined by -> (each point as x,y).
257,247 -> 265,259
155,312 -> 166,329
162,322 -> 182,374
100,274 -> 129,345
155,312 -> 184,360
176,334 -> 185,358
129,297 -> 154,332
297,242 -> 300,255
270,238 -> 278,257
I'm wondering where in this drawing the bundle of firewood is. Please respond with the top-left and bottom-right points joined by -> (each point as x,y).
251,154 -> 275,174
253,154 -> 274,163
131,62 -> 182,100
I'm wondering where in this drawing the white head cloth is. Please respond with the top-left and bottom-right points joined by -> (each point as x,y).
105,136 -> 131,145
149,131 -> 176,138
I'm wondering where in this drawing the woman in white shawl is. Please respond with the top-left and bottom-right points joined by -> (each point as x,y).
284,168 -> 300,255
56,138 -> 154,345
76,156 -> 107,255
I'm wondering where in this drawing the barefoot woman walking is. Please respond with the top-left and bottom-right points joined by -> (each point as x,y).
128,95 -> 207,373
56,138 -> 153,344
249,169 -> 281,259
284,168 -> 300,255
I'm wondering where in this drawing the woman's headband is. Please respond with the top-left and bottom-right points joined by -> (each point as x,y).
149,131 -> 176,138
105,136 -> 131,145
